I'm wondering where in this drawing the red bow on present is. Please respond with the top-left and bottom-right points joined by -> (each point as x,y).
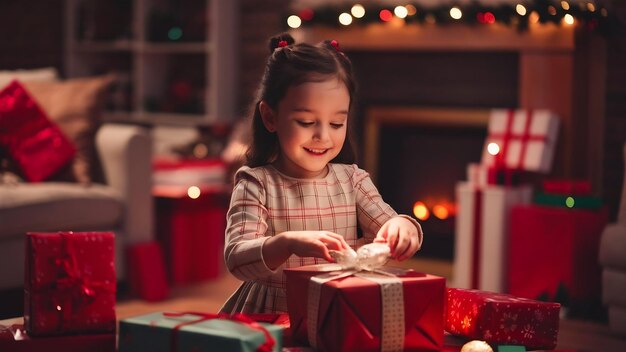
45,233 -> 114,332
162,311 -> 276,352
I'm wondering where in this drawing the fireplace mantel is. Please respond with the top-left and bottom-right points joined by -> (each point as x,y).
291,23 -> 606,188
291,23 -> 574,52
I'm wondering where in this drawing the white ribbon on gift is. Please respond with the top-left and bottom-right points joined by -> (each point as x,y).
306,243 -> 405,352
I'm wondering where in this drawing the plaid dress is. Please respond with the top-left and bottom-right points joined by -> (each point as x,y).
220,163 -> 422,314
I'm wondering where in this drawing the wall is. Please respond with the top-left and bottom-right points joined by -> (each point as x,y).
0,0 -> 624,220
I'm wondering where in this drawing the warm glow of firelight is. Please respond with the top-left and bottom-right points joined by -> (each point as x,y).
413,201 -> 430,221
433,205 -> 450,220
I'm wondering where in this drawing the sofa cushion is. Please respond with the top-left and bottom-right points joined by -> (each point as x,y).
0,182 -> 122,239
0,81 -> 76,182
24,74 -> 116,185
0,67 -> 59,89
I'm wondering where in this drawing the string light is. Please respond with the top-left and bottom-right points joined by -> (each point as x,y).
394,6 -> 408,19
587,2 -> 596,12
287,15 -> 302,29
450,7 -> 463,20
285,2 -> 621,38
351,4 -> 365,18
379,9 -> 393,22
405,5 -> 417,16
339,12 -> 353,26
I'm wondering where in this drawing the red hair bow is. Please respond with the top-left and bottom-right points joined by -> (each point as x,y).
330,39 -> 341,52
278,40 -> 288,48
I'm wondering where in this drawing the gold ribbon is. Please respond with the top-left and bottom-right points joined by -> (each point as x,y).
306,243 -> 406,351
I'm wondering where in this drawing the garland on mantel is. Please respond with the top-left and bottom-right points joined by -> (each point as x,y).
284,0 -> 623,38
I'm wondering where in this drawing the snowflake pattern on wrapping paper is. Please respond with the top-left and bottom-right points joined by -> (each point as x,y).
461,315 -> 472,332
449,297 -> 461,323
483,329 -> 493,340
522,324 -> 535,339
472,303 -> 479,316
534,308 -> 545,322
499,312 -> 518,333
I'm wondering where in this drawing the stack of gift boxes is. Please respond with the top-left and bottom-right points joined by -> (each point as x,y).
1,231 -> 566,351
454,109 -> 560,293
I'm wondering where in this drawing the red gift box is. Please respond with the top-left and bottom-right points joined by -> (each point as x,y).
24,232 -> 116,336
285,265 -> 445,352
542,179 -> 592,195
155,191 -> 228,284
445,288 -> 560,350
0,323 -> 115,352
508,205 -> 609,303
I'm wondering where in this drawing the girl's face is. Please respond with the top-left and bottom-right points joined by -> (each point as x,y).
261,78 -> 349,179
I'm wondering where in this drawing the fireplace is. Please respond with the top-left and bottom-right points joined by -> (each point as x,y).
365,107 -> 489,259
293,22 -> 606,262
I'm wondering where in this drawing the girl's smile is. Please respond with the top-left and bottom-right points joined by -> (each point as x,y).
260,78 -> 350,179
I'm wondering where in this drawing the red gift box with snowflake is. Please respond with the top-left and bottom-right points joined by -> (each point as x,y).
24,232 -> 117,336
445,288 -> 561,350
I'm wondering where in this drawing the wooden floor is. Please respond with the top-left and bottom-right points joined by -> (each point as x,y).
116,258 -> 626,352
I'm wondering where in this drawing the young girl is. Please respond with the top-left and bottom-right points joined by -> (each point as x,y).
220,33 -> 423,314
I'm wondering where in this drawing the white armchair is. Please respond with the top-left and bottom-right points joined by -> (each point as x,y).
599,142 -> 626,334
0,123 -> 154,291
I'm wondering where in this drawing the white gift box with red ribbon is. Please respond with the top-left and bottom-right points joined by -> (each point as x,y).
453,182 -> 532,293
481,109 -> 559,173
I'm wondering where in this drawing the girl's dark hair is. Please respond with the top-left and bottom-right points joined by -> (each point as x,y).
245,32 -> 358,167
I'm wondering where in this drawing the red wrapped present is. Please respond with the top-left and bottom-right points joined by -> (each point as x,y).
24,232 -> 116,336
542,179 -> 592,195
508,205 -> 609,304
445,288 -> 561,350
285,264 -> 445,352
0,323 -> 115,352
480,109 -> 559,173
155,188 -> 228,284
126,241 -> 170,301
454,182 -> 532,292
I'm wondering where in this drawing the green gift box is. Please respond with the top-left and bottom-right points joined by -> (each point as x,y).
119,311 -> 283,352
534,192 -> 603,209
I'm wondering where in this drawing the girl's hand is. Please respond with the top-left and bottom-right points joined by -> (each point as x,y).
285,231 -> 350,262
374,217 -> 421,261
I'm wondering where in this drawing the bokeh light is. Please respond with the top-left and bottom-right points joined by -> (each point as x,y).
287,15 -> 302,29
516,4 -> 527,16
351,4 -> 365,18
188,186 -> 201,199
433,205 -> 450,220
339,12 -> 353,26
413,201 -> 430,221
394,6 -> 408,19
565,196 -> 575,208
487,142 -> 501,156
450,7 -> 463,20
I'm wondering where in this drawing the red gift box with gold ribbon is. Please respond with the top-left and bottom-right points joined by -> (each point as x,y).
24,232 -> 116,336
285,264 -> 445,352
445,288 -> 561,350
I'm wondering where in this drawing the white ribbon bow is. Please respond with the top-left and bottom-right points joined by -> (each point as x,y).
307,243 -> 405,352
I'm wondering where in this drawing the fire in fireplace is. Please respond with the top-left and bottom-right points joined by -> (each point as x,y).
364,107 -> 489,260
